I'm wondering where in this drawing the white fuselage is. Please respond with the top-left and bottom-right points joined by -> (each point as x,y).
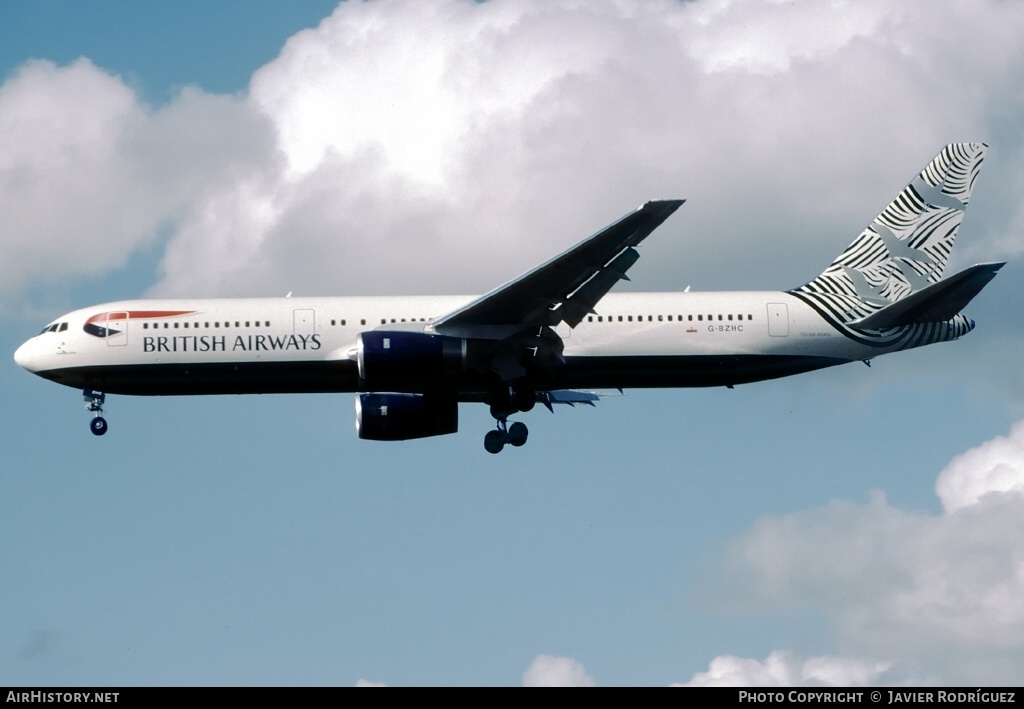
14,290 -> 915,398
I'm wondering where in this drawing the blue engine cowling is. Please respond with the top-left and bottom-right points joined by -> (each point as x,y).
356,393 -> 458,441
357,331 -> 467,389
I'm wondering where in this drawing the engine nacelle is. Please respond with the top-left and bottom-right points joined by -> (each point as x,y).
356,393 -> 458,441
357,331 -> 467,389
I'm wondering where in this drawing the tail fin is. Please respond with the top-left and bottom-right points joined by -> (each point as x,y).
793,143 -> 988,315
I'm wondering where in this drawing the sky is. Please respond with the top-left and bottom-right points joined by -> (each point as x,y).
2,0 -> 1024,687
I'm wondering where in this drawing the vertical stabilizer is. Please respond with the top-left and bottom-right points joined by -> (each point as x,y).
793,143 -> 987,313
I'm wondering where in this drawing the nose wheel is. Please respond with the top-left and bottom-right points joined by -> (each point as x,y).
84,389 -> 108,436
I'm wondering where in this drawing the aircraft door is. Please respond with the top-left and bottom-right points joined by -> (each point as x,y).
767,303 -> 789,337
293,308 -> 316,336
106,311 -> 128,346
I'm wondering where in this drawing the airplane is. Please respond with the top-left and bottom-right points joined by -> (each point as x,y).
14,143 -> 1004,453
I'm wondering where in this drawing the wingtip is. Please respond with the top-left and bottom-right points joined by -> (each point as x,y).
640,198 -> 685,211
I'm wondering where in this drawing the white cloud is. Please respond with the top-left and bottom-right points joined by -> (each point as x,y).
0,58 -> 275,313
689,421 -> 1024,685
936,419 -> 1024,512
0,59 -> 146,305
171,0 -> 1024,300
5,0 -> 1024,312
355,678 -> 388,687
684,0 -> 892,74
522,654 -> 595,687
679,650 -> 892,687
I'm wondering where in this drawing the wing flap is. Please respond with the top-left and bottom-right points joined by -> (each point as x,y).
540,389 -> 622,412
558,246 -> 640,327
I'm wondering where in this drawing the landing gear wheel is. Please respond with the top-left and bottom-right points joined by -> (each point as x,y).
484,429 -> 505,454
90,416 -> 108,436
507,421 -> 528,447
83,389 -> 108,437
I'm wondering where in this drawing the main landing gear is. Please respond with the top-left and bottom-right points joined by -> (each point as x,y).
483,382 -> 532,454
484,420 -> 528,454
84,389 -> 108,436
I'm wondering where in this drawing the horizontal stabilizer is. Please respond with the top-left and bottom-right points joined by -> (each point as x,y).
848,262 -> 1004,330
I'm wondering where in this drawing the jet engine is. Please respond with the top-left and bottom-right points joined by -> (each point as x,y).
356,331 -> 467,389
355,393 -> 458,441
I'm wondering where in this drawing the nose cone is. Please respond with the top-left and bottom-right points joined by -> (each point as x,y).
14,338 -> 37,372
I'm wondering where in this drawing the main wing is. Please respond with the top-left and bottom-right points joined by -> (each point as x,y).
431,199 -> 683,340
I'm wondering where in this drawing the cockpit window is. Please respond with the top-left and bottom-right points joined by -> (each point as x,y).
38,322 -> 68,335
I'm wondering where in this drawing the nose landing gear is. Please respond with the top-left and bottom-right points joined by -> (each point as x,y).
84,389 -> 108,436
